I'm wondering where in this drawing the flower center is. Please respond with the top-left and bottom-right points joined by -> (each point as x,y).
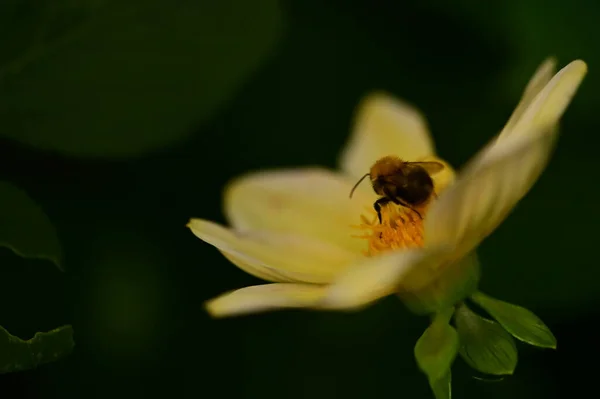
352,202 -> 428,256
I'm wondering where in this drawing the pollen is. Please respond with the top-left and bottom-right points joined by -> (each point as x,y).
352,203 -> 427,256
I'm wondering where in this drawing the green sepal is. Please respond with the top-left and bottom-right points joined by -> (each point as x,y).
401,252 -> 480,315
429,371 -> 452,399
455,303 -> 518,375
471,291 -> 556,349
414,309 -> 459,382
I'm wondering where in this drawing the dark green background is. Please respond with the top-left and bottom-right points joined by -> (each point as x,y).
1,0 -> 598,398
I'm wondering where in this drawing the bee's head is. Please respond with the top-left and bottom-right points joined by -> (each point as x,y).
371,177 -> 385,196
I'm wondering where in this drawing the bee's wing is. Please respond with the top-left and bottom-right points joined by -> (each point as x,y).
407,161 -> 445,174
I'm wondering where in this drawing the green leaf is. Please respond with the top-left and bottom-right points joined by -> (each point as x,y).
0,0 -> 282,158
0,325 -> 74,373
0,181 -> 62,269
429,372 -> 452,399
470,291 -> 556,349
414,310 -> 459,382
454,303 -> 518,375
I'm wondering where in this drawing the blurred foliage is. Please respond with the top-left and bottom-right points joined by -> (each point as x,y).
80,224 -> 169,371
0,181 -> 71,372
0,0 -> 599,398
0,325 -> 74,374
0,181 -> 62,268
0,0 -> 282,157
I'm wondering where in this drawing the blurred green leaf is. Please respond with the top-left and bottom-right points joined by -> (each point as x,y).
414,310 -> 459,382
0,0 -> 282,158
0,181 -> 62,269
429,372 -> 452,399
471,291 -> 556,349
454,303 -> 517,375
0,324 -> 74,373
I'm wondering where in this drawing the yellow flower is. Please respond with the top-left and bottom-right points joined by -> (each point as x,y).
188,59 -> 587,318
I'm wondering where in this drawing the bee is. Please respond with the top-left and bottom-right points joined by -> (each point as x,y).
349,156 -> 444,224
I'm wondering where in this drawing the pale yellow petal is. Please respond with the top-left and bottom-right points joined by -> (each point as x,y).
499,57 -> 557,140
188,219 -> 357,284
205,283 -> 328,318
338,92 -> 436,180
426,60 -> 587,258
320,247 -> 449,310
499,59 -> 587,142
426,128 -> 555,259
224,168 -> 374,254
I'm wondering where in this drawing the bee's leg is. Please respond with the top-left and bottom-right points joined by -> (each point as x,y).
373,198 -> 391,224
404,204 -> 423,219
391,197 -> 423,220
410,207 -> 423,219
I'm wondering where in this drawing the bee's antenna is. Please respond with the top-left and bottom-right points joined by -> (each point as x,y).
349,173 -> 370,198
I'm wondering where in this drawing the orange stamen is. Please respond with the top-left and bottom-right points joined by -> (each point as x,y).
352,203 -> 429,256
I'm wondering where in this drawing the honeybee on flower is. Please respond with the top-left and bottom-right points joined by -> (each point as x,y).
189,58 -> 586,315
187,58 -> 587,398
349,156 -> 445,222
